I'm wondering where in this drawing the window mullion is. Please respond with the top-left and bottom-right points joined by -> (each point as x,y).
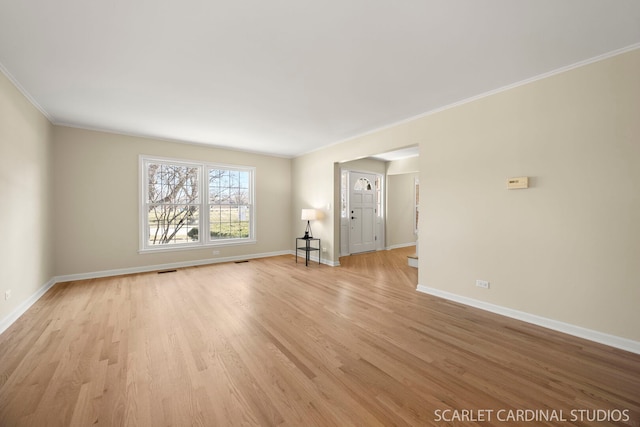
202,166 -> 209,246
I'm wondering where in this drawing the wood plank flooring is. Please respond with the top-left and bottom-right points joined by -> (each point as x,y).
1,247 -> 639,426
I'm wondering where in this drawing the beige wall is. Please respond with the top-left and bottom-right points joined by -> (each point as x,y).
419,49 -> 640,341
292,49 -> 640,341
0,71 -> 53,322
53,127 -> 292,276
386,172 -> 418,248
386,157 -> 420,248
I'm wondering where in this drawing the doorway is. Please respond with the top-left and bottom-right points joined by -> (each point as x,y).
337,145 -> 418,258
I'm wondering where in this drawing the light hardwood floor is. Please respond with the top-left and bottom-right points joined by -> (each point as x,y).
1,248 -> 638,426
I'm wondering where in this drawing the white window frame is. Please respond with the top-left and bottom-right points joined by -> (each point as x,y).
139,155 -> 256,253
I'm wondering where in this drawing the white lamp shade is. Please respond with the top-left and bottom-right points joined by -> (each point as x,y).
301,209 -> 318,221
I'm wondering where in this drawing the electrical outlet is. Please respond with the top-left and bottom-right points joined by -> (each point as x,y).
5,290 -> 11,300
212,250 -> 220,255
322,247 -> 327,253
476,280 -> 490,289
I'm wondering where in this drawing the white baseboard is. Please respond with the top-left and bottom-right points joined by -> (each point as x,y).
386,242 -> 417,250
55,250 -> 292,283
0,278 -> 56,335
416,284 -> 640,355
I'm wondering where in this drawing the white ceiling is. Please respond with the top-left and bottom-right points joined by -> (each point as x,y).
1,1 -> 639,158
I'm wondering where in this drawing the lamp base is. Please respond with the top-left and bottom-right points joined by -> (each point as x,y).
303,221 -> 312,239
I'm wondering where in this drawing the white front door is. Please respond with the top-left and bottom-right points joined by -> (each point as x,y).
349,172 -> 377,254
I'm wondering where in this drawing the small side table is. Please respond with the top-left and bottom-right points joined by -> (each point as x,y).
296,237 -> 321,266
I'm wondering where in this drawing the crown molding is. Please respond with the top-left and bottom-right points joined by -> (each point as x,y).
0,61 -> 52,122
298,43 -> 640,159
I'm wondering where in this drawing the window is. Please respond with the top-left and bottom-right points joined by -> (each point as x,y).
141,156 -> 255,251
340,170 -> 348,218
145,162 -> 201,246
208,168 -> 251,240
375,175 -> 382,218
414,178 -> 419,234
354,177 -> 372,191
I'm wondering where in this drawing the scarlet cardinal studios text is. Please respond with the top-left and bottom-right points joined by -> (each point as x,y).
433,408 -> 631,423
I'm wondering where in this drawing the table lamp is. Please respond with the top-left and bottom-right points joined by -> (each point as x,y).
301,209 -> 317,239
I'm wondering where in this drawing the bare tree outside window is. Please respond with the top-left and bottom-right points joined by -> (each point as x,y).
147,163 -> 200,245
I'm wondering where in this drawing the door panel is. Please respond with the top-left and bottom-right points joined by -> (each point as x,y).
349,172 -> 377,253
361,207 -> 375,242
